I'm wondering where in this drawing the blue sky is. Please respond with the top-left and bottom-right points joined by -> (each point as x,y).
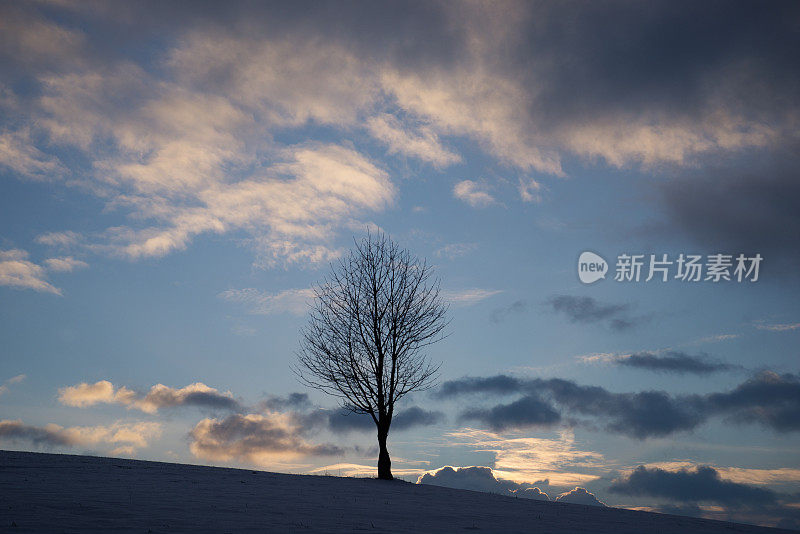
1,0 -> 799,528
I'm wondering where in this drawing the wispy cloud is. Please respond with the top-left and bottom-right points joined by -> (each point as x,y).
0,249 -> 61,295
0,374 -> 26,397
453,180 -> 496,208
444,428 -> 606,488
34,231 -> 82,248
434,242 -> 477,260
546,295 -> 647,331
755,322 -> 800,332
218,288 -> 314,316
43,256 -> 88,272
366,113 -> 461,167
591,351 -> 739,375
442,288 -> 503,307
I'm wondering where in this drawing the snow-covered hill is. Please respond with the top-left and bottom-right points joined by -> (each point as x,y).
0,450 -> 793,533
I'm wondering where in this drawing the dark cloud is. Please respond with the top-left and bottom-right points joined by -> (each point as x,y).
609,465 -> 777,507
490,300 -> 529,323
435,375 -> 523,399
542,378 -> 704,439
438,372 -> 799,438
656,161 -> 800,273
271,398 -> 444,435
145,388 -> 242,412
325,405 -> 444,433
260,393 -> 312,412
460,395 -> 561,432
706,371 -> 800,432
0,420 -> 71,447
417,466 -> 550,500
546,295 -> 646,331
392,406 -> 445,430
618,351 -> 737,375
189,413 -> 345,462
555,487 -> 605,507
441,375 -> 703,438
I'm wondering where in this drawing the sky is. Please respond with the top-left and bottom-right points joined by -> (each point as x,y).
0,0 -> 799,528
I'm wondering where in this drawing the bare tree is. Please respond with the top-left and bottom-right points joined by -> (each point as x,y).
295,232 -> 448,480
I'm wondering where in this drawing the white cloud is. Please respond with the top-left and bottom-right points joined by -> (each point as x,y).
366,113 -> 461,167
755,322 -> 800,332
446,428 -> 606,488
0,374 -> 26,397
0,128 -> 65,178
453,180 -> 496,208
219,288 -> 315,316
58,380 -> 137,408
555,487 -> 605,506
59,380 -> 240,414
1,5 -> 788,266
44,256 -> 88,272
435,243 -> 477,260
0,249 -> 61,295
35,231 -> 83,247
442,288 -> 503,307
518,177 -> 543,203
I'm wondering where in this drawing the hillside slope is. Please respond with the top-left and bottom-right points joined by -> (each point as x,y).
0,450 -> 793,533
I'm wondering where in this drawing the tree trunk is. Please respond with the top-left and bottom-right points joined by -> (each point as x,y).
377,425 -> 393,480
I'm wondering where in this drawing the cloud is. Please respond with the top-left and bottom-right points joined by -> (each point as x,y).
453,180 -> 496,208
366,114 -> 461,167
43,256 -> 88,272
392,406 -> 445,430
0,419 -> 161,452
59,380 -> 241,414
442,288 -> 502,307
555,487 -> 605,507
58,380 -> 137,408
705,371 -> 800,432
460,395 -> 561,432
490,300 -> 529,323
443,428 -> 605,488
654,163 -> 800,270
417,466 -> 550,500
615,351 -> 737,375
437,372 -> 800,438
322,406 -> 445,434
434,243 -> 477,260
297,404 -> 444,435
610,465 -> 777,507
0,249 -> 61,295
546,295 -> 646,331
218,288 -> 315,316
259,392 -> 444,435
0,374 -> 25,397
34,231 -> 82,247
189,412 -> 345,466
755,322 -> 800,332
2,1 -> 796,264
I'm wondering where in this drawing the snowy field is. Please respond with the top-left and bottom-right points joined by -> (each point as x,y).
0,450 -> 793,533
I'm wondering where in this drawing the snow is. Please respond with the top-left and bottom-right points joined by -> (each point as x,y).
0,450 -> 793,533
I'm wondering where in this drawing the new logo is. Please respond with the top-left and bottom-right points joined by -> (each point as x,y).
578,251 -> 607,284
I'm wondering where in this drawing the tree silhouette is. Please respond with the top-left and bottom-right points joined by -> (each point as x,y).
296,233 -> 448,480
